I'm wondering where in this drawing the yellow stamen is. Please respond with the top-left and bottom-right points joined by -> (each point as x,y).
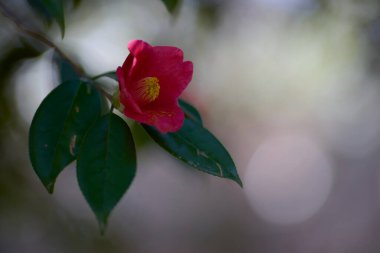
135,77 -> 160,103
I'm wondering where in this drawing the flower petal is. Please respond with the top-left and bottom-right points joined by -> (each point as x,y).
156,60 -> 193,101
152,46 -> 184,62
117,66 -> 142,114
124,100 -> 184,133
117,40 -> 193,132
128,40 -> 152,58
154,108 -> 184,133
150,101 -> 184,132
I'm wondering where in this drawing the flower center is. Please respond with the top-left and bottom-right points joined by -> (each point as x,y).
135,77 -> 160,104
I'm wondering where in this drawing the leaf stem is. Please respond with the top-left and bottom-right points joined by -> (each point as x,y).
0,2 -> 85,76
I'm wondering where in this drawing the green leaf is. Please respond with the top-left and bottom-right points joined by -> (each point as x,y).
29,80 -> 101,193
77,113 -> 136,233
143,119 -> 242,186
70,0 -> 82,8
161,0 -> 181,13
53,51 -> 79,82
179,99 -> 203,125
27,0 -> 65,37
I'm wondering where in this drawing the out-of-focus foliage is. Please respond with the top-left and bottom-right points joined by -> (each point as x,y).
161,0 -> 181,13
53,52 -> 80,82
0,41 -> 42,130
27,0 -> 66,37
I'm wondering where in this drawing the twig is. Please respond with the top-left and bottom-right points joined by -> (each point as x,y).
0,2 -> 85,76
0,2 -> 116,106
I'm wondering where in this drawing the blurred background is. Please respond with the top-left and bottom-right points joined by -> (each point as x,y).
2,0 -> 380,252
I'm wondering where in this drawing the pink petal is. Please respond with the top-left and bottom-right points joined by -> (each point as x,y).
144,100 -> 185,133
117,66 -> 142,114
154,60 -> 193,102
117,40 -> 193,132
152,46 -> 184,62
128,40 -> 152,58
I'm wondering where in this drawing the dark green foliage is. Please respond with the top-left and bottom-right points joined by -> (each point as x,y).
70,0 -> 82,8
27,0 -> 65,37
161,0 -> 181,13
143,119 -> 242,186
77,113 -> 136,233
29,68 -> 241,232
53,51 -> 80,82
6,0 -> 242,236
29,80 -> 101,193
179,99 -> 203,125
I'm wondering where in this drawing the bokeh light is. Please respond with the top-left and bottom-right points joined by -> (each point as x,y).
244,133 -> 333,225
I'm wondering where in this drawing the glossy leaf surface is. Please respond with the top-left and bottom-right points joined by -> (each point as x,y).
179,99 -> 203,125
77,113 -> 136,232
29,80 -> 101,192
53,51 -> 79,82
143,119 -> 242,186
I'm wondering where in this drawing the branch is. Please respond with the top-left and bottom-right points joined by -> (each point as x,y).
0,2 -> 85,76
0,2 -> 115,105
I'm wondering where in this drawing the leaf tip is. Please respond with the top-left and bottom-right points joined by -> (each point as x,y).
162,0 -> 181,14
60,24 -> 65,39
58,3 -> 65,39
97,217 -> 108,235
235,176 -> 243,188
95,210 -> 109,235
45,181 -> 55,194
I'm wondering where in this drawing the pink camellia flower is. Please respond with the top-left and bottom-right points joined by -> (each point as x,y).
116,40 -> 193,133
